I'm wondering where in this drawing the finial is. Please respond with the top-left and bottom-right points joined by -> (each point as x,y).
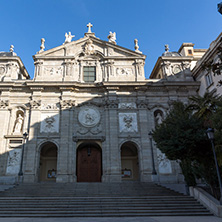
38,38 -> 45,53
108,31 -> 116,44
10,45 -> 14,53
64,32 -> 75,44
87,22 -> 93,33
134,39 -> 142,53
165,44 -> 169,52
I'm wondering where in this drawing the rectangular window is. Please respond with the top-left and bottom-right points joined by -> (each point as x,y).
188,49 -> 193,55
205,73 -> 213,87
83,66 -> 96,82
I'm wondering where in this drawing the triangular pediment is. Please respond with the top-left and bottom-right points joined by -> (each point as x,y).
33,36 -> 146,59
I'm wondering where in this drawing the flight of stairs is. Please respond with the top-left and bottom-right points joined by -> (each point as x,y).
0,182 -> 213,217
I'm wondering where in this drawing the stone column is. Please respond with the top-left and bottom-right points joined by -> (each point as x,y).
0,101 -> 10,175
106,97 -> 121,182
137,99 -> 152,182
23,99 -> 41,183
58,98 -> 75,183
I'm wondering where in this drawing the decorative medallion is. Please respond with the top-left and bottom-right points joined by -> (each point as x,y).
78,106 -> 100,127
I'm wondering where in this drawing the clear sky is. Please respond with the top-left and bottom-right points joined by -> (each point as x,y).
0,0 -> 221,79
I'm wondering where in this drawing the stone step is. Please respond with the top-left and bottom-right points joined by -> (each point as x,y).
0,182 -> 213,217
0,212 -> 213,217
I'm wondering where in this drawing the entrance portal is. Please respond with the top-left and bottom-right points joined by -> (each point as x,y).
121,142 -> 139,181
77,143 -> 102,182
39,142 -> 57,182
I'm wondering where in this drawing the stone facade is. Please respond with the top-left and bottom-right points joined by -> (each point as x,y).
0,25 -> 202,184
192,32 -> 222,96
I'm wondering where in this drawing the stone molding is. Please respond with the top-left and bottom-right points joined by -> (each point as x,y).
30,100 -> 41,109
0,100 -> 9,109
60,100 -> 75,109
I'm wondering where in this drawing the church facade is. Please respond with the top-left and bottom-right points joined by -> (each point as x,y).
0,24 -> 203,184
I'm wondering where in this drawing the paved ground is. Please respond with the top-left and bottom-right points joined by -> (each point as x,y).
0,216 -> 220,222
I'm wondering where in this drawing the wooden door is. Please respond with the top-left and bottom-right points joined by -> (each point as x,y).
77,146 -> 102,182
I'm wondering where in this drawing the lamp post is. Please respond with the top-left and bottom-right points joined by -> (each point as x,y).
206,128 -> 222,205
18,132 -> 28,178
148,131 -> 157,175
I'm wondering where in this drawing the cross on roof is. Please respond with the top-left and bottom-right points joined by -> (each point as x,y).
87,22 -> 93,33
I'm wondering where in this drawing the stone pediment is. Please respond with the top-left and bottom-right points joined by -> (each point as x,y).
33,34 -> 146,82
33,36 -> 146,59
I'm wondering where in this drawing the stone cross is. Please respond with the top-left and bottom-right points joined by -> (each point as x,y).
165,44 -> 169,52
87,22 -> 93,33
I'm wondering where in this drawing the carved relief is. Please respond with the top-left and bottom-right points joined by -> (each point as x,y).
135,59 -> 144,76
0,66 -> 6,75
60,100 -> 75,109
40,113 -> 59,133
161,61 -> 171,75
44,66 -> 63,76
0,100 -> 9,109
84,39 -> 95,55
118,103 -> 136,109
78,106 -> 100,128
136,99 -> 148,109
41,103 -> 60,110
157,148 -> 172,174
77,124 -> 102,135
104,99 -> 118,109
6,149 -> 22,175
172,65 -> 182,74
119,113 -> 138,133
30,100 -> 41,109
116,67 -> 132,75
182,61 -> 191,70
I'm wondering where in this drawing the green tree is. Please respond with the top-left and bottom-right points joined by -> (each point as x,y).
188,91 -> 222,127
152,101 -> 206,186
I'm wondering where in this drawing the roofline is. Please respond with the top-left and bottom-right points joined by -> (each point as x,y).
192,32 -> 222,77
0,56 -> 30,79
33,35 -> 146,60
150,56 -> 193,79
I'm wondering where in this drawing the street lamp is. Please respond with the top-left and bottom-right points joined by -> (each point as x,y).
206,128 -> 222,205
18,132 -> 28,178
148,131 -> 157,175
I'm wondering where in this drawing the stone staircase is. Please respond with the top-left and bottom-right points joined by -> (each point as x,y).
0,182 -> 213,217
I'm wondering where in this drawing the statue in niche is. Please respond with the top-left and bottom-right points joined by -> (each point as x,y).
64,32 -> 75,44
13,114 -> 24,134
108,32 -> 116,44
155,112 -> 163,126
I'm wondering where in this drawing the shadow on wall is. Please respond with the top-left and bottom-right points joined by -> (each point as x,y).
0,93 -> 170,184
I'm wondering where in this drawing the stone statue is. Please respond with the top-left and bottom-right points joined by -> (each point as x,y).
13,114 -> 24,133
38,38 -> 45,53
10,45 -> 14,53
108,32 -> 116,44
134,39 -> 142,53
155,112 -> 163,125
64,32 -> 75,44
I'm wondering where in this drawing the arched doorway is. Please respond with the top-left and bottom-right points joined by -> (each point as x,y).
77,143 -> 102,182
39,142 -> 58,182
121,142 -> 139,181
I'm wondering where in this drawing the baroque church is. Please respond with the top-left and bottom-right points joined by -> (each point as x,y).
0,23 -> 210,184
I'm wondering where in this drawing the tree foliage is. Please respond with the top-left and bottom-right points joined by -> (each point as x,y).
152,92 -> 222,190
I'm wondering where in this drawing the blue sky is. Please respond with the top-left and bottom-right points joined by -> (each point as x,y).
0,0 -> 221,79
